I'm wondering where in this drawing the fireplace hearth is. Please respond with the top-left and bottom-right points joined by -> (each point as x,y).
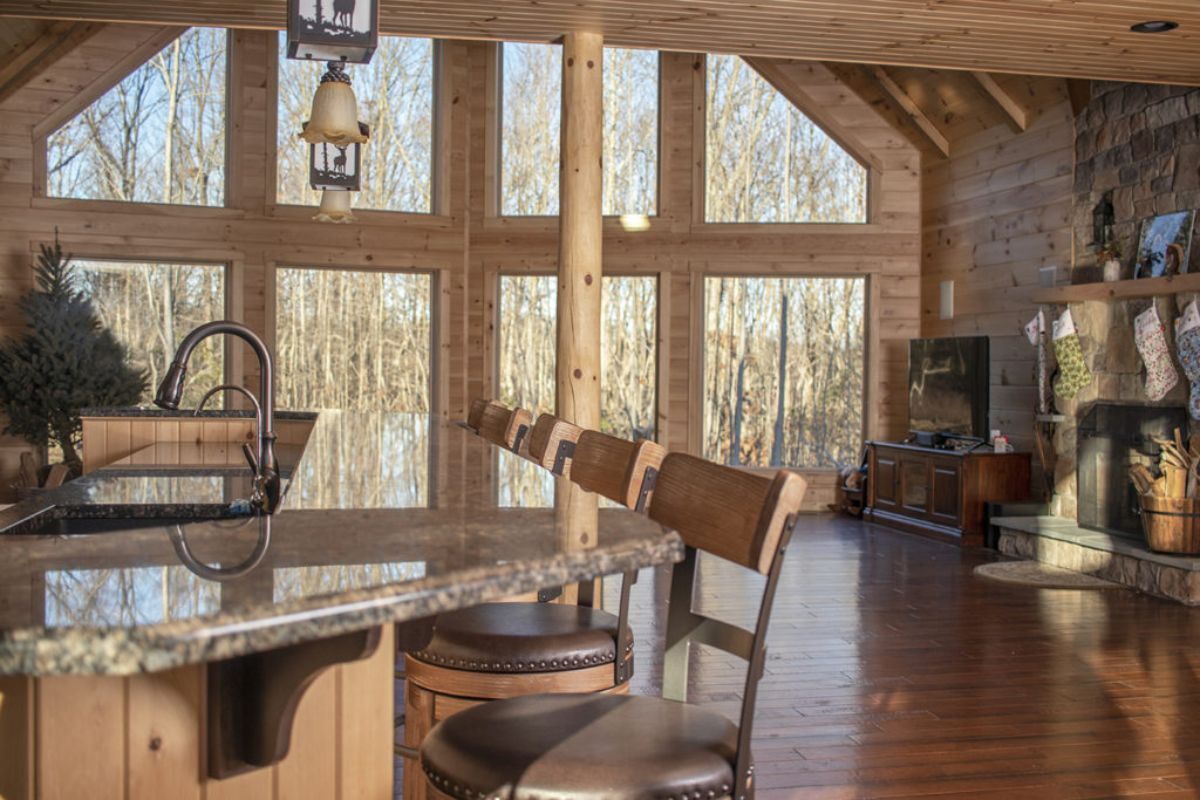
1076,403 -> 1189,539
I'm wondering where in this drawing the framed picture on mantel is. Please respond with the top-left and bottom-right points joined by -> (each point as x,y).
1135,210 -> 1195,278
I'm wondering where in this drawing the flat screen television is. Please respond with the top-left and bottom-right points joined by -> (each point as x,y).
907,336 -> 989,441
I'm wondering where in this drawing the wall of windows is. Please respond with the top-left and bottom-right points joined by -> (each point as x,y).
48,28 -> 228,206
703,276 -> 864,469
705,54 -> 867,223
500,43 -> 659,217
276,34 -> 434,212
76,259 -> 226,408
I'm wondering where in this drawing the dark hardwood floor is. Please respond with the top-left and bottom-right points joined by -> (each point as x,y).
398,515 -> 1200,799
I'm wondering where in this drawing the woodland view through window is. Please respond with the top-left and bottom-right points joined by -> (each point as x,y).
277,34 -> 434,212
705,54 -> 867,223
704,276 -> 864,469
275,267 -> 432,508
47,28 -> 228,206
500,43 -> 659,216
496,274 -> 658,506
77,260 -> 226,409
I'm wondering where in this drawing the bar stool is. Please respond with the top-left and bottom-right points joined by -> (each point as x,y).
464,399 -> 492,431
419,455 -> 808,800
573,429 -> 667,512
526,413 -> 584,476
400,426 -> 664,800
475,402 -> 532,452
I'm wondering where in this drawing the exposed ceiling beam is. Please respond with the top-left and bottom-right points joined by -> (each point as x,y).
1,1 -> 1200,85
0,21 -> 103,105
868,66 -> 950,158
970,72 -> 1029,132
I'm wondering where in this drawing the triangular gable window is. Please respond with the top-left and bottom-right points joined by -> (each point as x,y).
705,54 -> 867,223
47,28 -> 228,207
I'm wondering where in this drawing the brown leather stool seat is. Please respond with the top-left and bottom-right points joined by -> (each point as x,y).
411,603 -> 631,673
421,694 -> 739,800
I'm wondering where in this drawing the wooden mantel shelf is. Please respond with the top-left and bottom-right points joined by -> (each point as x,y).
1032,273 -> 1200,304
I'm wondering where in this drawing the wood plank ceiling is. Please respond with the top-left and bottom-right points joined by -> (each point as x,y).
1,0 -> 1199,85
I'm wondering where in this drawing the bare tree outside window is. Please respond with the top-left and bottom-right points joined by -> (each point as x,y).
76,260 -> 226,409
47,28 -> 228,206
275,268 -> 432,412
276,33 -> 434,212
501,43 -> 659,216
705,54 -> 867,223
704,276 -> 864,469
275,268 -> 433,509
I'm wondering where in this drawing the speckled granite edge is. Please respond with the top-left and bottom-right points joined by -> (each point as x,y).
0,532 -> 683,677
81,407 -> 319,420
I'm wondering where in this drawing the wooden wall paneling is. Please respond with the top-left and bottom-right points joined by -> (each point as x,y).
336,624 -> 394,799
273,669 -> 337,800
126,667 -> 204,800
0,675 -> 35,800
0,21 -> 104,106
37,675 -> 125,800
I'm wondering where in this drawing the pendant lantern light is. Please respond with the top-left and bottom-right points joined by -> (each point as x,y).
313,190 -> 355,223
307,122 -> 369,190
301,62 -> 369,147
287,0 -> 379,65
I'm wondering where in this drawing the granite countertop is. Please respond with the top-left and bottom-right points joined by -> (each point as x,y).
0,411 -> 683,677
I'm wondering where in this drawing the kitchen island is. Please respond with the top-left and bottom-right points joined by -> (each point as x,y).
0,411 -> 683,800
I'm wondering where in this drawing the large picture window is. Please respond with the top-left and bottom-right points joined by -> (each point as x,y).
76,259 -> 226,408
48,28 -> 228,206
705,54 -> 867,223
703,276 -> 864,468
275,267 -> 433,509
496,273 -> 658,505
276,34 -> 434,212
275,267 -> 432,412
499,43 -> 659,217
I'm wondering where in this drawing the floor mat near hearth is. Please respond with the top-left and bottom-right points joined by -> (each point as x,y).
973,560 -> 1127,590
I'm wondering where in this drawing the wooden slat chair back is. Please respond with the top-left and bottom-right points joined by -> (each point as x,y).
649,454 -> 808,798
570,431 -> 667,512
526,414 -> 584,476
476,403 -> 532,452
465,399 -> 491,431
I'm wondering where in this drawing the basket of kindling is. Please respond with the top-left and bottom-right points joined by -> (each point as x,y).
1130,428 -> 1200,555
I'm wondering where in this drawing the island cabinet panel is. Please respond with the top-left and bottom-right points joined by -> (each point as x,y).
1,625 -> 394,800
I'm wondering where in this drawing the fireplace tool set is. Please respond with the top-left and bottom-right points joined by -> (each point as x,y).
1129,428 -> 1200,554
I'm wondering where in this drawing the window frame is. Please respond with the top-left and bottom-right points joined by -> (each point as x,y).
35,27 -> 235,212
696,53 -> 875,228
267,36 -> 447,221
695,269 -> 870,471
491,42 -> 664,222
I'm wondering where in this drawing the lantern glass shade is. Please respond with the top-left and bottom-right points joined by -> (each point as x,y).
1092,192 -> 1115,246
308,122 -> 368,190
314,190 -> 355,223
301,77 -> 368,146
287,0 -> 378,64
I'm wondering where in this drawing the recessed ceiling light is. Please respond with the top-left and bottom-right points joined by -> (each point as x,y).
1131,20 -> 1179,33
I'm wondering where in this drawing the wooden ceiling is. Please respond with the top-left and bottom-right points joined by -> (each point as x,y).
1,0 -> 1199,85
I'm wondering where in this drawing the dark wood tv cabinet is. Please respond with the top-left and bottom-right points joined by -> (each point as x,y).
865,441 -> 1031,546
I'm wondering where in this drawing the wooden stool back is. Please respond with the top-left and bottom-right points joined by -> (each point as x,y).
477,404 -> 532,452
527,414 -> 584,476
571,431 -> 667,511
649,454 -> 808,798
649,453 -> 806,574
465,399 -> 491,431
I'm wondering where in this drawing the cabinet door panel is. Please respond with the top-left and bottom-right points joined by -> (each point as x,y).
900,458 -> 930,514
930,463 -> 962,523
874,454 -> 898,509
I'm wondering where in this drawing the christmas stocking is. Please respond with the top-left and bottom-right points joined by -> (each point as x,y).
1134,304 -> 1178,401
1175,301 -> 1200,420
1052,309 -> 1092,399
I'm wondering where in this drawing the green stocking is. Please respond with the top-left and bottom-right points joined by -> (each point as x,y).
1052,318 -> 1092,399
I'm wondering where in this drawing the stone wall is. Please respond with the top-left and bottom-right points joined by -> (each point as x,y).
1051,82 -> 1200,520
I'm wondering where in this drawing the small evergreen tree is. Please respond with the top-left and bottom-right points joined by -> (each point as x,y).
0,235 -> 147,477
